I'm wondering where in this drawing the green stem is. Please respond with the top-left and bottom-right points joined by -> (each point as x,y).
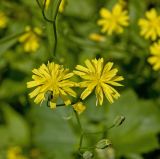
52,21 -> 57,57
42,0 -> 54,23
52,0 -> 62,57
36,0 -> 62,57
74,110 -> 82,130
83,124 -> 116,136
80,147 -> 95,150
79,132 -> 84,151
73,109 -> 84,152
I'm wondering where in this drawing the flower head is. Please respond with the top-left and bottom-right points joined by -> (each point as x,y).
148,40 -> 160,71
0,11 -> 8,29
74,58 -> 124,105
89,33 -> 106,42
138,9 -> 160,41
73,102 -> 86,114
19,26 -> 42,52
27,62 -> 76,108
7,146 -> 27,159
97,3 -> 129,35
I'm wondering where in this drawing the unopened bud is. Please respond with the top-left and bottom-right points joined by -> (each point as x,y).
96,139 -> 111,149
83,151 -> 93,159
45,91 -> 52,100
114,115 -> 125,127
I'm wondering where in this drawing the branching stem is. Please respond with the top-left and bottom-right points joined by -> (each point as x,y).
36,0 -> 62,57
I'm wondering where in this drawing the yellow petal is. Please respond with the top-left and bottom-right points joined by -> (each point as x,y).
81,83 -> 96,100
62,87 -> 77,97
95,85 -> 104,105
29,87 -> 41,98
85,59 -> 95,73
34,93 -> 45,104
76,65 -> 89,73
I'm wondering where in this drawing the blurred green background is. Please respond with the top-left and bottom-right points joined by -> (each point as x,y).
0,0 -> 160,158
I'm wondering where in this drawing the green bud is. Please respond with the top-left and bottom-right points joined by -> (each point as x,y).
45,91 -> 53,100
44,91 -> 53,107
96,139 -> 111,149
114,115 -> 125,127
83,151 -> 93,159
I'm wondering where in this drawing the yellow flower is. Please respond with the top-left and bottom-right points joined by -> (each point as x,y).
19,26 -> 42,53
148,40 -> 160,71
97,3 -> 129,35
45,0 -> 66,13
74,58 -> 124,105
0,11 -> 8,29
138,9 -> 160,41
89,33 -> 106,42
73,102 -> 86,114
27,62 -> 77,108
7,146 -> 27,159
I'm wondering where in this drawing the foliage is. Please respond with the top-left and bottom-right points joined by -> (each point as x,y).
0,0 -> 160,159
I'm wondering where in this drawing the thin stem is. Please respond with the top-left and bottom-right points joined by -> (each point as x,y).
42,0 -> 54,23
36,0 -> 62,57
56,103 -> 65,107
73,109 -> 85,152
53,0 -> 62,20
52,0 -> 62,56
83,124 -> 116,136
52,21 -> 57,56
79,132 -> 84,151
74,110 -> 82,130
36,0 -> 42,9
80,147 -> 95,150
55,101 -> 77,107
84,131 -> 104,135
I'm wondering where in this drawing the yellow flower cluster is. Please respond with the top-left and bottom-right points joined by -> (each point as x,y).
138,9 -> 160,41
0,11 -> 8,29
148,41 -> 160,71
138,9 -> 160,71
7,147 -> 27,159
19,26 -> 42,53
27,58 -> 123,113
97,3 -> 129,35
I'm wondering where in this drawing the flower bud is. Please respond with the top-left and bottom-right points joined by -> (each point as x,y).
114,115 -> 125,127
83,151 -> 93,159
96,139 -> 111,149
73,102 -> 86,114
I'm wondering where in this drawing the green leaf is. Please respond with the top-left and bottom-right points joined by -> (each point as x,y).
106,90 -> 160,156
0,79 -> 26,101
0,35 -> 18,57
0,104 -> 30,147
65,0 -> 94,19
28,106 -> 76,159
